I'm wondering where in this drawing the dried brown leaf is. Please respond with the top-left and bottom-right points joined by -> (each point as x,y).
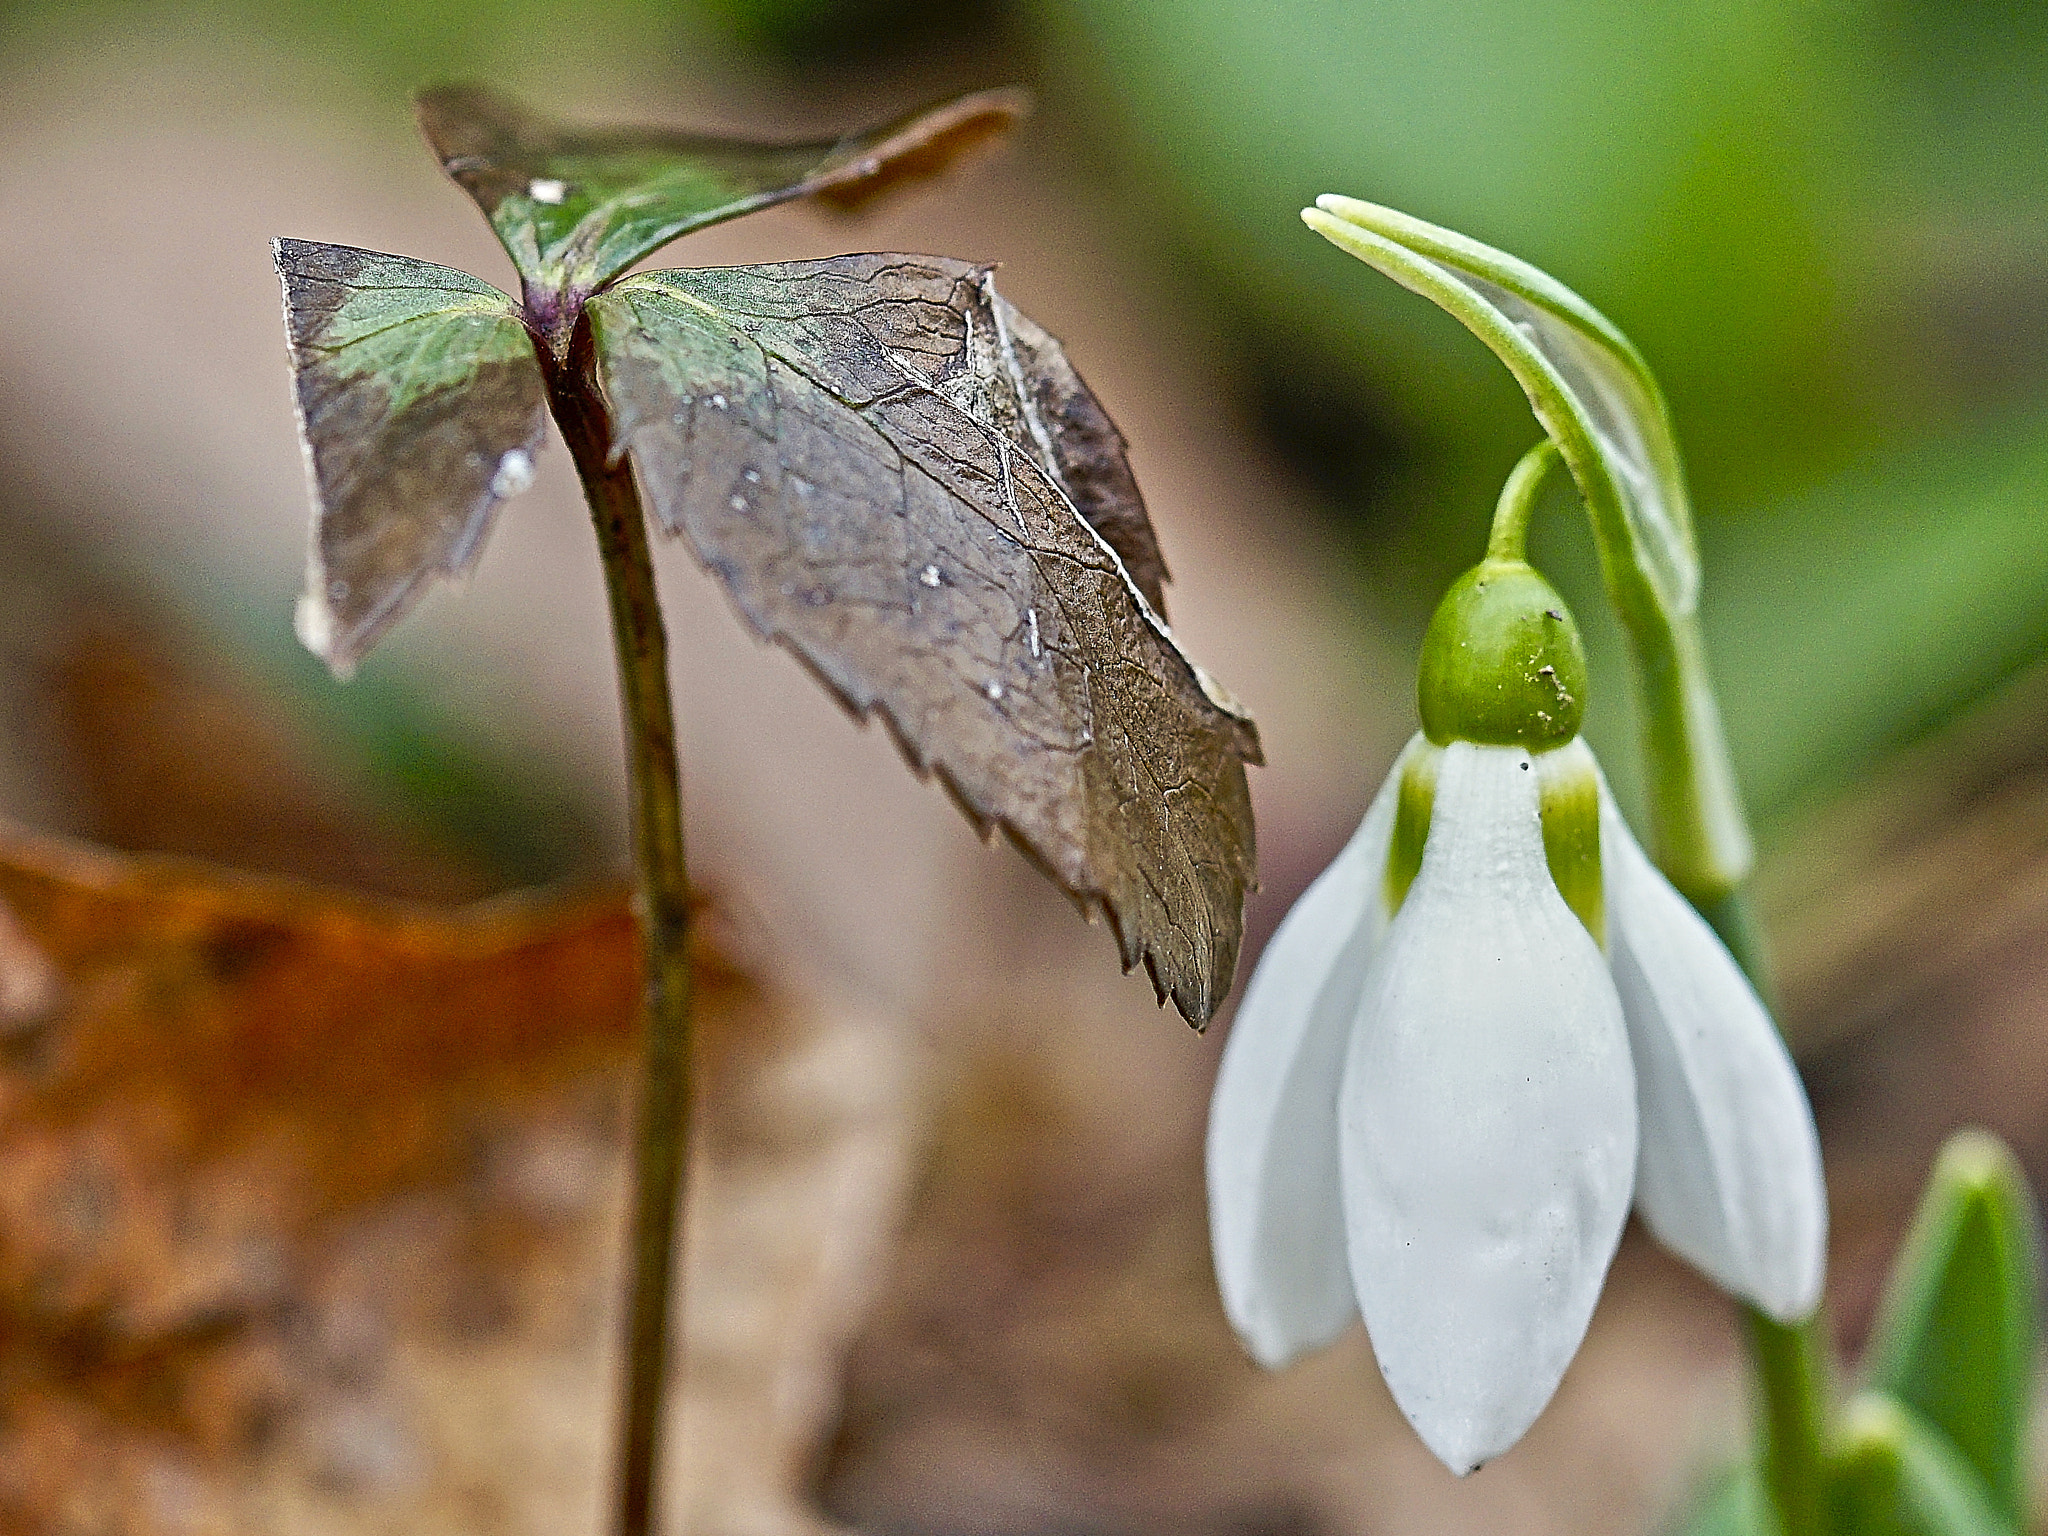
0,821 -> 874,1535
274,239 -> 547,677
586,256 -> 1260,1023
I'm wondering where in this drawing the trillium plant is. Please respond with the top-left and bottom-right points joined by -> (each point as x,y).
273,86 -> 1259,1536
1203,195 -> 2045,1536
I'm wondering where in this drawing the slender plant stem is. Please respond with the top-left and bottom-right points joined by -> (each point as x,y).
1744,1308 -> 1832,1536
1705,889 -> 1834,1536
546,322 -> 695,1536
1484,437 -> 1561,562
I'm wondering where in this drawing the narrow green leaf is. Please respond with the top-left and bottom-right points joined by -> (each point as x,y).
1864,1130 -> 2041,1525
584,255 -> 1260,1025
1660,1467 -> 1771,1536
1830,1394 -> 2018,1536
416,85 -> 1029,351
274,238 -> 547,679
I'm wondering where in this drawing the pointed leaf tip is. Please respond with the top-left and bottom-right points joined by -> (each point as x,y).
1832,1394 -> 2018,1536
1864,1129 -> 2040,1526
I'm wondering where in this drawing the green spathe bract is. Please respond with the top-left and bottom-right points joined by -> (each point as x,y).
1303,194 -> 1752,908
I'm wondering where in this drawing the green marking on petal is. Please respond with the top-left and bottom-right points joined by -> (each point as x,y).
1537,740 -> 1602,946
1385,742 -> 1441,915
1383,739 -> 1600,945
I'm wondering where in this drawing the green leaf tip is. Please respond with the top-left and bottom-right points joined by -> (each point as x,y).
1831,1393 -> 2018,1536
1864,1129 -> 2040,1527
416,83 -> 1032,355
1300,193 -> 1753,903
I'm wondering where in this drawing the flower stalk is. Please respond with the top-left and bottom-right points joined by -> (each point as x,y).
545,323 -> 695,1536
1708,889 -> 1832,1536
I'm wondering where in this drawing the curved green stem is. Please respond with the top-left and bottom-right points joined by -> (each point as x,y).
1486,438 -> 1562,563
1303,199 -> 1755,903
547,323 -> 695,1536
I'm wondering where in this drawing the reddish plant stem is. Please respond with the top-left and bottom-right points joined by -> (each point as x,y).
545,319 -> 694,1536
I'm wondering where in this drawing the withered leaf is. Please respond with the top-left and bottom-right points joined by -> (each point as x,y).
584,256 -> 1260,1024
416,84 -> 1030,350
274,238 -> 547,678
0,822 -> 872,1536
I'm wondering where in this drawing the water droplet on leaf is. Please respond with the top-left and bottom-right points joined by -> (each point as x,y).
490,448 -> 535,499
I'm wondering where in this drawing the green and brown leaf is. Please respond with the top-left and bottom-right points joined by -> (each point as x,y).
416,84 -> 1030,353
274,239 -> 546,678
584,256 -> 1260,1024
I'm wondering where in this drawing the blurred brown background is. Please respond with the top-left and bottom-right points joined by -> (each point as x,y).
1,0 -> 2046,1530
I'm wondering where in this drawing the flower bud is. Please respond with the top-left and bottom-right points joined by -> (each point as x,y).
1417,560 -> 1588,752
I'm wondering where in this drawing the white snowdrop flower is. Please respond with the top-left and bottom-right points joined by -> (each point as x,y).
1206,539 -> 1826,1476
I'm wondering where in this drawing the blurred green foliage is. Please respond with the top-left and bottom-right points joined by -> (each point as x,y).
8,0 -> 2046,840
699,0 -> 2048,828
1864,1131 -> 2041,1528
1669,1131 -> 2041,1536
1019,0 -> 2048,825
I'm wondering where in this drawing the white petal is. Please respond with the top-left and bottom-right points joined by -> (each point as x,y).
1601,787 -> 1827,1322
1341,741 -> 1635,1474
1207,734 -> 1427,1367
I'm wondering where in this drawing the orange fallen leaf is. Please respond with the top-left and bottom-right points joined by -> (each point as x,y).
0,818 -> 839,1535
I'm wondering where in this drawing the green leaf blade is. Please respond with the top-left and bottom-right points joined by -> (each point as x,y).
1864,1130 -> 2041,1525
585,256 -> 1259,1025
417,86 -> 1030,350
274,238 -> 547,678
1831,1394 -> 2019,1536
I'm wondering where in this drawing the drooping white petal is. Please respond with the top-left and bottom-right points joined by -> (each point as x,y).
1207,734 -> 1428,1367
1340,741 -> 1635,1474
1601,786 -> 1827,1323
